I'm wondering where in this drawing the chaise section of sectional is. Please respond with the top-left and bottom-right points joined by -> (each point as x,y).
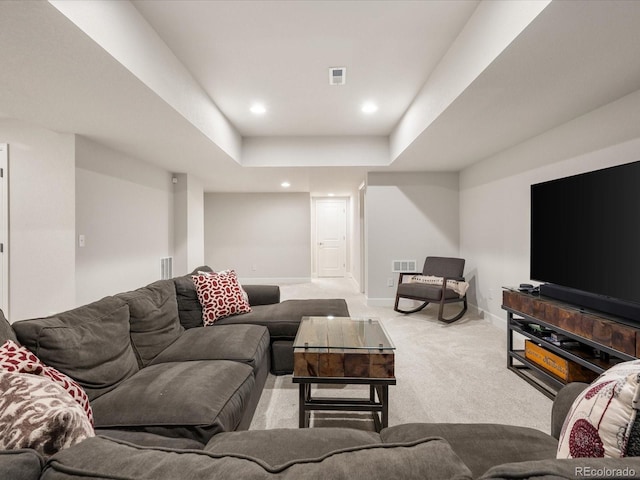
172,268 -> 350,375
215,298 -> 350,374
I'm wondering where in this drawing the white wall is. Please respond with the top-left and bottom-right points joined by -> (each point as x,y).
243,136 -> 389,167
350,191 -> 362,289
204,192 -> 311,281
391,0 -> 550,160
0,119 -> 76,320
365,172 -> 459,304
460,89 -> 640,327
173,173 -> 204,275
75,136 -> 174,305
50,0 -> 242,162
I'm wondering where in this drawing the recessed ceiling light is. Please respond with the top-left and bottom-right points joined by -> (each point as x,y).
250,104 -> 266,115
328,193 -> 335,197
361,102 -> 378,114
281,181 -> 290,188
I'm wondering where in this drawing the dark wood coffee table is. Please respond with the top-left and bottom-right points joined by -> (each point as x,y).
292,316 -> 396,432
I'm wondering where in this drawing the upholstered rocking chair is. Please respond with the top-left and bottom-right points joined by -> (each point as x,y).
393,256 -> 468,323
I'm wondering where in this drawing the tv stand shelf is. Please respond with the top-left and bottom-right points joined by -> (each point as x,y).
502,289 -> 638,399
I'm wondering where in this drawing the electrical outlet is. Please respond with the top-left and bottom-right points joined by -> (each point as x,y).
387,278 -> 394,287
251,264 -> 257,272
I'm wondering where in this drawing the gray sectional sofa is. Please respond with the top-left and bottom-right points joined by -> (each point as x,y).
3,382 -> 640,479
1,269 -> 639,479
5,267 -> 348,443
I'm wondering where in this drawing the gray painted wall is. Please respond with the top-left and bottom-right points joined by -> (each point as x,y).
173,173 -> 204,276
75,136 -> 174,305
460,89 -> 640,327
0,119 -> 76,320
204,192 -> 311,281
365,172 -> 460,303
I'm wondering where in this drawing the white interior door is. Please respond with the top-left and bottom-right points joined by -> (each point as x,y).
0,144 -> 8,316
316,198 -> 347,277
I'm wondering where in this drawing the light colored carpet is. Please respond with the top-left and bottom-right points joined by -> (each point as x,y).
250,278 -> 553,434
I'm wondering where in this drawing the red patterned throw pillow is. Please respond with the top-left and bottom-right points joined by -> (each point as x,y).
192,269 -> 251,326
0,340 -> 94,425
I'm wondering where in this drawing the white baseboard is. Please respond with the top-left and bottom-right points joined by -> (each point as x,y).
469,302 -> 507,330
365,298 -> 506,330
238,277 -> 311,285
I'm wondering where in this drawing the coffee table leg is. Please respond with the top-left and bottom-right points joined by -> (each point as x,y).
299,383 -> 306,428
381,385 -> 389,428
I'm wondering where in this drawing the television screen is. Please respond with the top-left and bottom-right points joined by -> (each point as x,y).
530,160 -> 640,308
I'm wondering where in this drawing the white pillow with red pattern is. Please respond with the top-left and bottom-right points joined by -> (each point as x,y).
192,269 -> 251,326
0,370 -> 94,457
0,340 -> 94,425
557,359 -> 640,458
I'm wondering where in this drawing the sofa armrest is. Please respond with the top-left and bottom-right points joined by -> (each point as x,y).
551,382 -> 589,439
243,285 -> 280,306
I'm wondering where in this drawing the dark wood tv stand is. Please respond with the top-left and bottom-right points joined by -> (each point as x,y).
502,289 -> 639,398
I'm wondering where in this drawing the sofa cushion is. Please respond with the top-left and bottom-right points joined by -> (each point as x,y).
381,423 -> 558,479
0,371 -> 94,457
192,270 -> 251,325
205,428 -> 381,467
557,359 -> 640,458
551,382 -> 589,439
148,324 -> 270,372
243,285 -> 281,306
44,435 -> 473,480
0,308 -> 18,344
116,280 -> 184,368
12,297 -> 139,401
0,449 -> 44,480
0,340 -> 93,425
90,360 -> 255,444
215,299 -> 350,339
173,266 -> 213,329
97,431 -> 205,450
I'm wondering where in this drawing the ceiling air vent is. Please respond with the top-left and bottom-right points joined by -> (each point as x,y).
392,260 -> 417,273
329,67 -> 346,86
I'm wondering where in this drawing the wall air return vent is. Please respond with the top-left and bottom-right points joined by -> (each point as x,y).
329,67 -> 346,85
392,260 -> 418,273
160,256 -> 173,280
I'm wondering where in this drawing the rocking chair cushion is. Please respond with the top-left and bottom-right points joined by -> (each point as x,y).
396,283 -> 460,301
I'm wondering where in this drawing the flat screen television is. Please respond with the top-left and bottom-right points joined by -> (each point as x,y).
530,160 -> 640,325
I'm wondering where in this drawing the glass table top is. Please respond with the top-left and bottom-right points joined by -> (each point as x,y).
293,316 -> 395,350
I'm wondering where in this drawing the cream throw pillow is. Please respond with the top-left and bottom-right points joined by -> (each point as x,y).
0,370 -> 94,457
557,360 -> 640,458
